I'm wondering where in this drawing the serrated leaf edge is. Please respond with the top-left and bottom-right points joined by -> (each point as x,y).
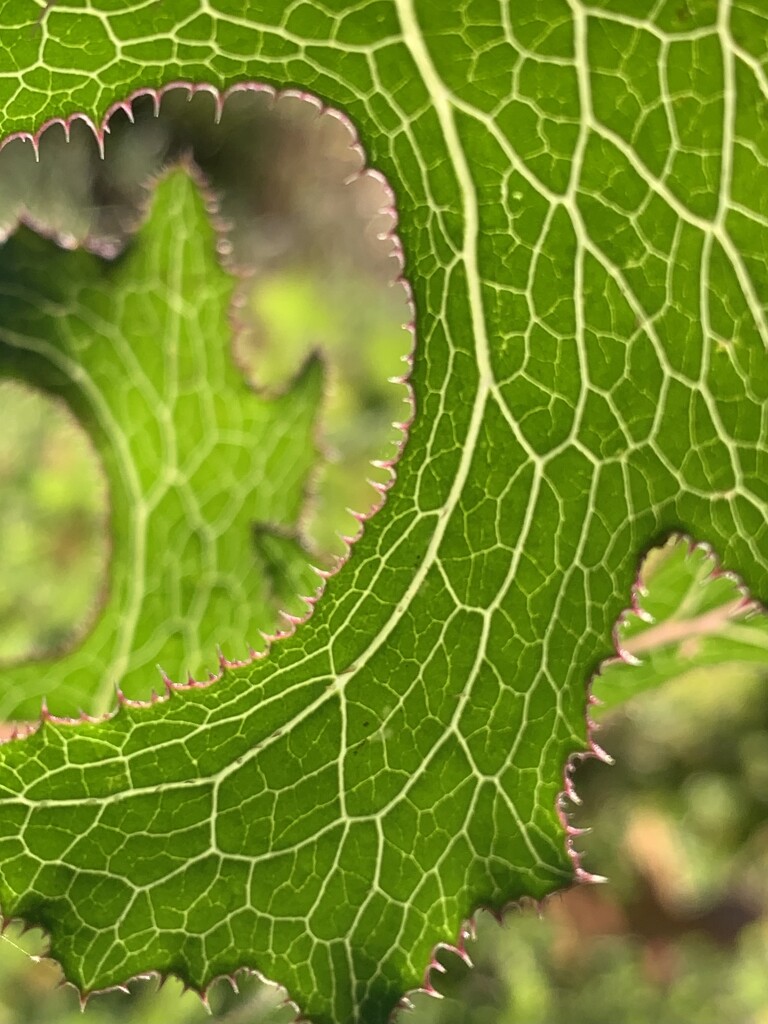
0,79 -> 414,727
392,531 -> 765,1022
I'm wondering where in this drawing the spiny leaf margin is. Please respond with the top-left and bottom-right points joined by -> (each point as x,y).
0,2 -> 767,1023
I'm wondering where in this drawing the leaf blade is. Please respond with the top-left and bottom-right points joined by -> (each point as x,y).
0,3 -> 767,1023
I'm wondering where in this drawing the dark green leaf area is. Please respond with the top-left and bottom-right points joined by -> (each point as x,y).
0,169 -> 320,719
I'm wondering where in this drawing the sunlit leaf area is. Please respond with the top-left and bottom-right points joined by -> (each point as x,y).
1,92 -> 767,1023
0,3 -> 766,1022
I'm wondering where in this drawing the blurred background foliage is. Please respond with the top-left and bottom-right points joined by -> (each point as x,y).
0,383 -> 107,666
0,87 -> 766,1021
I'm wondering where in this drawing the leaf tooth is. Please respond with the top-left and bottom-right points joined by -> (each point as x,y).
278,610 -> 304,630
589,737 -> 615,766
109,99 -> 134,124
156,665 -> 175,692
216,645 -> 257,671
310,563 -> 334,581
397,925 -> 480,1020
257,629 -> 275,650
573,868 -> 608,885
365,478 -> 391,506
345,506 -> 368,525
561,768 -> 582,807
336,528 -> 359,548
371,452 -> 400,471
21,132 -> 40,163
565,824 -> 592,838
395,995 -> 417,1014
616,646 -> 643,668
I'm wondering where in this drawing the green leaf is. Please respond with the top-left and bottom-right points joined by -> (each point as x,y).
593,536 -> 768,719
0,167 -> 323,721
0,3 -> 767,1023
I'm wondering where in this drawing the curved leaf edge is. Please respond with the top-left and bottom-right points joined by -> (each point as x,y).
0,79 -> 414,720
392,531 -> 765,1022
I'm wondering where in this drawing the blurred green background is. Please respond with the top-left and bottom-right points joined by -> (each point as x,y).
0,87 -> 766,1022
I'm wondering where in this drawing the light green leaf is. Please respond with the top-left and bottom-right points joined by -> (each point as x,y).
0,167 -> 323,721
593,536 -> 768,719
0,3 -> 766,1024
